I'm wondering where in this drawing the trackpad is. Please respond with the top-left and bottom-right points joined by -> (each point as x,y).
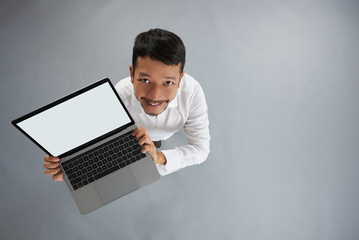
94,167 -> 139,204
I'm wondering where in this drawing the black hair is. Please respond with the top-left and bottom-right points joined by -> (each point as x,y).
132,28 -> 186,73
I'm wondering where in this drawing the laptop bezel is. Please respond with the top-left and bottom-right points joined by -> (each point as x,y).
11,78 -> 135,159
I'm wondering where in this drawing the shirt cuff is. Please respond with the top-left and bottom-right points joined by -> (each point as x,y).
158,149 -> 182,175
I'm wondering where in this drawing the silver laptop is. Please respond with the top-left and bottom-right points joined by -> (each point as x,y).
12,78 -> 160,214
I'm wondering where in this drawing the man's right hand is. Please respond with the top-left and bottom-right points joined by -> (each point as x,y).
43,155 -> 64,181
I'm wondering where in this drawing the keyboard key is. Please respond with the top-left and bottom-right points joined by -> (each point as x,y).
133,149 -> 141,156
94,165 -> 120,180
71,177 -> 82,185
68,173 -> 77,181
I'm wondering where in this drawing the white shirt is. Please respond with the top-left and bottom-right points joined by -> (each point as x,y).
115,73 -> 210,176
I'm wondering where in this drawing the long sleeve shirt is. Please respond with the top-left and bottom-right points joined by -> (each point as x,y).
115,73 -> 210,176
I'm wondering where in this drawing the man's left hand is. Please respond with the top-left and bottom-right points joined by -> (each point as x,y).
132,127 -> 167,165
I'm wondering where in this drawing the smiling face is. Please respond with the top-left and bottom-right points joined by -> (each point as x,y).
130,56 -> 184,116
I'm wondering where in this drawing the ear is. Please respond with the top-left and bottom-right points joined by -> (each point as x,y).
178,72 -> 185,88
129,65 -> 134,84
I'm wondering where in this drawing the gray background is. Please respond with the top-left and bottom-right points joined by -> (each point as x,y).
1,0 -> 358,239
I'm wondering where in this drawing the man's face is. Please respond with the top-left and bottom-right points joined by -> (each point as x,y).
130,56 -> 184,116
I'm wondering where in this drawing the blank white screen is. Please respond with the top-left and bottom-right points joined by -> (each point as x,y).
18,82 -> 131,156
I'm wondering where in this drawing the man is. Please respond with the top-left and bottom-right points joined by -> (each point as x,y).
43,28 -> 210,179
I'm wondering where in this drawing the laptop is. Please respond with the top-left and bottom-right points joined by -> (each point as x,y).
12,78 -> 160,214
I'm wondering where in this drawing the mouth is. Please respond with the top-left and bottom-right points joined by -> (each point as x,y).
147,101 -> 162,106
141,98 -> 168,106
141,98 -> 169,113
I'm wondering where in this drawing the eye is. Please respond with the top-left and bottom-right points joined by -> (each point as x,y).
164,81 -> 174,86
139,78 -> 150,84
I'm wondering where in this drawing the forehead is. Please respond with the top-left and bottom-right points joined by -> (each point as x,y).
134,56 -> 182,78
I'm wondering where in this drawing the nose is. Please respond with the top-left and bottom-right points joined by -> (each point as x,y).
147,84 -> 162,101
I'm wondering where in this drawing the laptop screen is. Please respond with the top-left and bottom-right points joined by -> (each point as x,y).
15,80 -> 132,157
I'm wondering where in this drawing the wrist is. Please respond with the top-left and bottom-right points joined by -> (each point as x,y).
156,151 -> 167,165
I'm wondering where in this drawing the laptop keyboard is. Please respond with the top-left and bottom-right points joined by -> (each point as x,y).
61,131 -> 146,190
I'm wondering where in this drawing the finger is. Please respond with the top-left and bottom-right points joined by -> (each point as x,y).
138,135 -> 153,147
141,145 -> 158,163
132,127 -> 145,136
141,144 -> 156,155
133,127 -> 148,141
43,161 -> 60,169
44,167 -> 61,175
52,172 -> 64,181
44,155 -> 59,163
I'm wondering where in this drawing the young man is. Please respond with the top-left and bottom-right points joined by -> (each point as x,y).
43,28 -> 210,179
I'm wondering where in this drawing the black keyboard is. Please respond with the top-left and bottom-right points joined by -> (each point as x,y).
61,131 -> 146,190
